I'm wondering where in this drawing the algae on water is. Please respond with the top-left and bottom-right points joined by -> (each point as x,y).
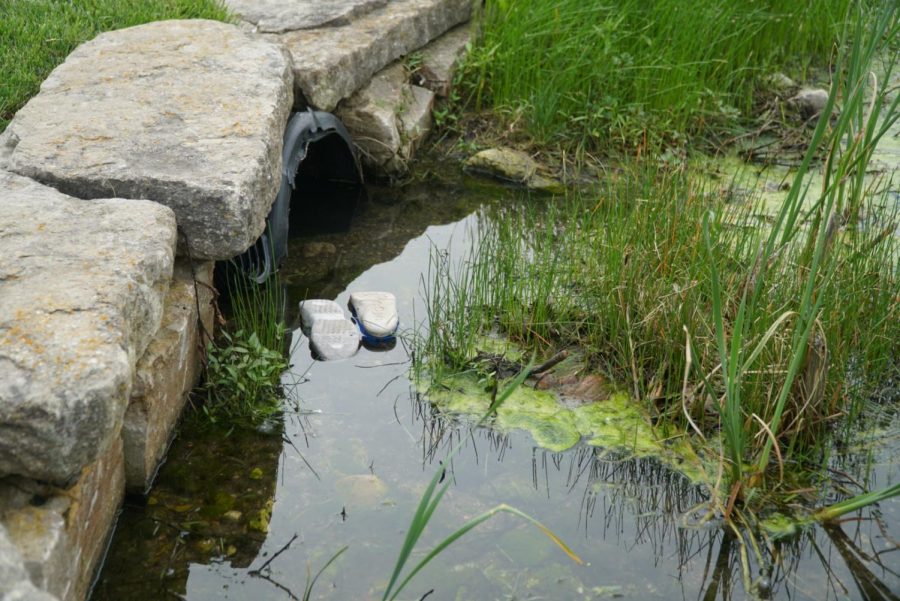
422,372 -> 709,483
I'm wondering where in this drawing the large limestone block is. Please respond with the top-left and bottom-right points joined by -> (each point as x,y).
4,20 -> 294,260
0,525 -> 60,601
0,130 -> 12,172
227,0 -> 387,33
278,0 -> 471,111
123,260 -> 215,492
337,63 -> 434,175
0,172 -> 176,484
337,64 -> 407,173
0,439 -> 124,601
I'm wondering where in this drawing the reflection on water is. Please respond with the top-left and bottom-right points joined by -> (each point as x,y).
92,168 -> 898,601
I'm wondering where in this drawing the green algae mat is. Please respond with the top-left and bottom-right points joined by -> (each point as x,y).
423,372 -> 710,484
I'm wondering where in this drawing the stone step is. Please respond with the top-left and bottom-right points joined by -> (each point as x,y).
122,260 -> 215,493
2,20 -> 294,261
413,24 -> 471,98
274,0 -> 472,111
0,172 -> 176,485
337,63 -> 435,174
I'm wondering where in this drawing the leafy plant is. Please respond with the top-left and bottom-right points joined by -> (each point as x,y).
202,268 -> 288,425
203,328 -> 288,424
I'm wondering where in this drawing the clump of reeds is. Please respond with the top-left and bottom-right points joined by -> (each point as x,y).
202,266 -> 288,426
421,4 -> 899,499
464,0 -> 862,153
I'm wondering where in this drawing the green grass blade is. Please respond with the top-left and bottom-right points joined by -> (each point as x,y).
814,484 -> 900,522
303,546 -> 348,601
388,504 -> 583,601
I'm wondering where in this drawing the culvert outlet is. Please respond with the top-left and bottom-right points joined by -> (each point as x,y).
234,110 -> 362,282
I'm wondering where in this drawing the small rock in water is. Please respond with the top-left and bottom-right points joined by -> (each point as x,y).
789,88 -> 830,119
349,291 -> 399,341
222,510 -> 242,523
309,318 -> 360,360
464,147 -> 564,193
299,299 -> 346,336
334,474 -> 389,507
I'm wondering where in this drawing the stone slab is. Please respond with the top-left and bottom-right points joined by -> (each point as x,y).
277,0 -> 471,111
414,24 -> 471,97
123,260 -> 215,493
0,438 -> 124,601
226,0 -> 387,33
4,20 -> 294,261
0,130 -> 13,172
0,172 -> 176,485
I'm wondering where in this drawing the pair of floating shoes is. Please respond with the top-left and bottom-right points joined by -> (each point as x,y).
299,291 -> 399,361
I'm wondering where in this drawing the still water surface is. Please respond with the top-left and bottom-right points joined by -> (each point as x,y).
92,170 -> 899,601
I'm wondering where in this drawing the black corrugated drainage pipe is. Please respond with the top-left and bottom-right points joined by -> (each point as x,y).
234,110 -> 363,283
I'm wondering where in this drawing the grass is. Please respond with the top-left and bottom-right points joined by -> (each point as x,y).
201,266 -> 289,426
0,0 -> 232,132
707,4 -> 900,493
460,0 -> 868,155
420,4 -> 900,505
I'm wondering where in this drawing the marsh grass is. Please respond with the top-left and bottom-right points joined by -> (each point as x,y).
0,0 -> 231,131
421,5 -> 900,502
706,4 -> 900,490
202,267 -> 288,426
463,0 -> 864,154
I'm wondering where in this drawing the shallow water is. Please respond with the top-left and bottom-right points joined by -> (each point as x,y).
92,166 -> 899,601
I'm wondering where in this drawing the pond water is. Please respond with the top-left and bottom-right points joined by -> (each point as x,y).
92,165 -> 899,601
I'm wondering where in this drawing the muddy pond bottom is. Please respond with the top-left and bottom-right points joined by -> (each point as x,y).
91,172 -> 900,601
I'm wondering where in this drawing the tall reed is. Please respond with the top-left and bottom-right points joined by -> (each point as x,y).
705,3 -> 900,489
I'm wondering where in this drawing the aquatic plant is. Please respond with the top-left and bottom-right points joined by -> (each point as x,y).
462,0 -> 868,154
704,2 -> 900,492
419,2 -> 899,509
202,267 -> 289,425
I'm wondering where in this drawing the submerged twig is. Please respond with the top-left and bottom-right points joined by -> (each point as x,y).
529,350 -> 569,376
250,533 -> 299,575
